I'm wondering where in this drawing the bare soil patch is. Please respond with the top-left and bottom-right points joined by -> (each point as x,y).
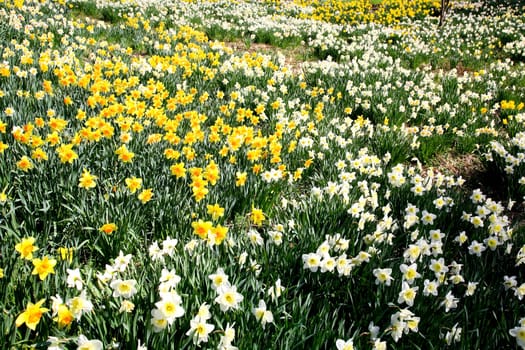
223,41 -> 306,74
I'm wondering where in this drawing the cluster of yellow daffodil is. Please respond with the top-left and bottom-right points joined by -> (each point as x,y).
2,0 -> 525,348
293,0 -> 439,25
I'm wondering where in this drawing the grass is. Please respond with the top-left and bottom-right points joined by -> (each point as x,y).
1,0 -> 525,349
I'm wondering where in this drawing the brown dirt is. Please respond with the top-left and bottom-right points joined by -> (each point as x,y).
433,152 -> 485,180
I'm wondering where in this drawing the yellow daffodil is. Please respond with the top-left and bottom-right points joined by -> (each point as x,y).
16,156 -> 33,172
250,207 -> 265,226
16,299 -> 48,330
125,176 -> 142,193
32,256 -> 57,280
78,169 -> 97,189
138,188 -> 153,203
54,304 -> 74,328
15,237 -> 38,260
99,223 -> 118,235
207,203 -> 224,221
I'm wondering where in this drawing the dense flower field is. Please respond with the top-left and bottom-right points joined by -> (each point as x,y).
1,0 -> 525,348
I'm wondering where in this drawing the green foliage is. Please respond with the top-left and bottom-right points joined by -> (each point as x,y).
1,0 -> 525,349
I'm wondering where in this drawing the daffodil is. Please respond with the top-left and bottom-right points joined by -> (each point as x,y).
155,293 -> 185,323
215,285 -> 244,312
32,256 -> 57,280
66,268 -> 83,290
137,188 -> 153,203
16,156 -> 33,172
78,169 -> 97,189
373,268 -> 394,286
16,299 -> 48,330
207,203 -> 224,220
336,338 -> 355,350
54,304 -> 73,328
186,315 -> 215,345
15,237 -> 38,260
77,335 -> 103,350
253,300 -> 274,328
250,207 -> 265,226
125,176 -> 142,193
170,162 -> 186,178
209,268 -> 229,291
192,219 -> 213,239
99,223 -> 118,235
110,279 -> 138,299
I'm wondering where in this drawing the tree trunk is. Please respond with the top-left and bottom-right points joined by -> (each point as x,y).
439,0 -> 450,27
